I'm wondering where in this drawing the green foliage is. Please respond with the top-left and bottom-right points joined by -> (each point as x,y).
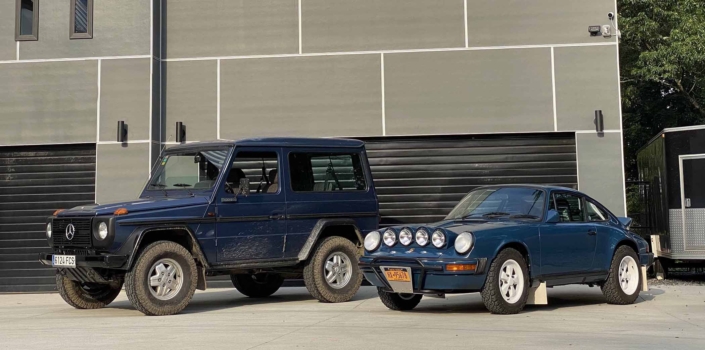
618,0 -> 705,180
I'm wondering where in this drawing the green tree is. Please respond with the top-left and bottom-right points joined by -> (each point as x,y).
618,0 -> 705,181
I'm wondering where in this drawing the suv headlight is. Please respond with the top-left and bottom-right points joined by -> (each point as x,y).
364,231 -> 381,251
399,228 -> 413,246
455,232 -> 475,254
383,229 -> 397,247
97,222 -> 109,240
46,223 -> 52,238
416,228 -> 429,246
432,230 -> 446,248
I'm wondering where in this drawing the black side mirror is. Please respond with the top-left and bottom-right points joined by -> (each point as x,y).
238,178 -> 250,197
546,209 -> 561,223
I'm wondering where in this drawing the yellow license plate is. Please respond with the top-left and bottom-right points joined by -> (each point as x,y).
384,268 -> 411,282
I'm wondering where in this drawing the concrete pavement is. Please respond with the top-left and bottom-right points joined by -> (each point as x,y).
0,285 -> 704,349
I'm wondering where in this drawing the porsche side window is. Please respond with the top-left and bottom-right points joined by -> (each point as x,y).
586,201 -> 609,222
550,193 -> 585,222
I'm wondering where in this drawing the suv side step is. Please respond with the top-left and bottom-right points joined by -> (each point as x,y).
208,257 -> 300,272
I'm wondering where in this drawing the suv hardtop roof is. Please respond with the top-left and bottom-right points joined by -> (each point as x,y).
166,137 -> 364,151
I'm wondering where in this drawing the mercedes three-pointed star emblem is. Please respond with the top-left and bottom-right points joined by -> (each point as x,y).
65,223 -> 76,241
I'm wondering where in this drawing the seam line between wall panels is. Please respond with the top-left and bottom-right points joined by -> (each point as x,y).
217,59 -> 221,139
160,0 -> 164,154
381,53 -> 386,136
95,59 -> 102,203
464,0 -> 468,48
574,133 -> 580,191
614,0 -> 627,215
0,55 -> 152,64
159,42 -> 618,62
298,0 -> 302,54
551,47 -> 557,132
149,0 -> 154,175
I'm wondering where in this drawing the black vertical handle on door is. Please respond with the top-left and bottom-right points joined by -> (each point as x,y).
587,228 -> 597,236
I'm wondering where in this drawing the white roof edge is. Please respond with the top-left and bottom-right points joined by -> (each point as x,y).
662,125 -> 705,133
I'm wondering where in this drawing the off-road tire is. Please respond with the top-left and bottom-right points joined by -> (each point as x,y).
480,248 -> 529,314
231,273 -> 284,298
125,241 -> 197,316
377,288 -> 422,311
601,245 -> 641,305
303,236 -> 362,303
56,272 -> 122,309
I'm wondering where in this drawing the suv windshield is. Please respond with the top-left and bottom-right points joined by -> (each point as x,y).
445,187 -> 546,220
146,148 -> 230,191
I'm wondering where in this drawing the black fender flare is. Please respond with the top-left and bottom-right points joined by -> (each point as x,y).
297,219 -> 364,262
119,225 -> 210,272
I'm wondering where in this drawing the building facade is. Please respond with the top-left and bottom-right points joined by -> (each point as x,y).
0,0 -> 626,292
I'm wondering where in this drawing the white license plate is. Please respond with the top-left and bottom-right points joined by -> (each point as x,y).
52,255 -> 76,268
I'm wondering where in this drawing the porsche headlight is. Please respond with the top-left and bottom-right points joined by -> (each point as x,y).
97,222 -> 109,240
383,229 -> 397,247
454,232 -> 475,254
399,228 -> 413,246
46,223 -> 52,238
364,231 -> 381,251
432,230 -> 446,248
415,228 -> 429,246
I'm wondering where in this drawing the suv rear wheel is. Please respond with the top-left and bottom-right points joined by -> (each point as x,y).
231,273 -> 284,298
303,236 -> 362,303
56,272 -> 122,309
125,241 -> 198,316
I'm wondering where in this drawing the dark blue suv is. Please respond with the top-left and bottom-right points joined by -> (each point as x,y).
40,138 -> 379,315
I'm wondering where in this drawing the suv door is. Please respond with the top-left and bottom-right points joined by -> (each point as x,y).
215,147 -> 286,262
540,192 -> 597,276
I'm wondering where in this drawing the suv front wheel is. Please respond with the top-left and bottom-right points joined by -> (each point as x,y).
125,241 -> 198,316
303,236 -> 362,303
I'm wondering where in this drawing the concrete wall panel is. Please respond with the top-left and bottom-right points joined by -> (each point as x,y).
99,58 -> 151,142
0,60 -> 97,145
384,48 -> 554,135
577,132 -> 625,216
96,143 -> 149,203
0,1 -> 15,61
467,0 -> 617,47
20,0 -> 150,59
219,55 -> 383,139
164,0 -> 298,59
554,45 -> 620,131
303,0 -> 464,53
163,60 -> 217,142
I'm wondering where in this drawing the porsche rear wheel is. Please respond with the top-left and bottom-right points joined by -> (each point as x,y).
377,288 -> 422,311
481,248 -> 529,314
601,245 -> 641,305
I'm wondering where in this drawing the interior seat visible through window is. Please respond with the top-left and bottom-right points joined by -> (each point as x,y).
264,169 -> 279,193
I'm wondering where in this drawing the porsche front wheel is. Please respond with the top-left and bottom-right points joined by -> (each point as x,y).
481,248 -> 529,314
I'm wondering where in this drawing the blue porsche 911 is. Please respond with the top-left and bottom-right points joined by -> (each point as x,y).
359,185 -> 654,314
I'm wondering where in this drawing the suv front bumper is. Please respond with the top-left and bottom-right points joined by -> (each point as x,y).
39,253 -> 128,269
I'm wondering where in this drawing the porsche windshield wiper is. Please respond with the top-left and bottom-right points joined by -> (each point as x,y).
481,212 -> 511,218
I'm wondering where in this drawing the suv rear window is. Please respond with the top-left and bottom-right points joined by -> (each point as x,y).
289,152 -> 366,192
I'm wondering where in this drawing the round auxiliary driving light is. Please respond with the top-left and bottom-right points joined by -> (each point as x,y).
399,228 -> 413,246
383,229 -> 397,247
415,228 -> 429,247
432,230 -> 446,248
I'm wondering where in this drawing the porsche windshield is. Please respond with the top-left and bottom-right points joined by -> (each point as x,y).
445,187 -> 546,220
146,149 -> 230,191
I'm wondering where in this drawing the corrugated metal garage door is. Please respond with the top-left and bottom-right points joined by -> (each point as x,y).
0,144 -> 96,293
363,133 -> 578,226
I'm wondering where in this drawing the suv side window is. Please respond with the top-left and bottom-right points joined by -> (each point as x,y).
550,193 -> 585,222
289,152 -> 366,192
229,151 -> 280,194
586,200 -> 609,222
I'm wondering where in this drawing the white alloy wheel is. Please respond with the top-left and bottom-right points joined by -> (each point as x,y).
148,258 -> 184,300
324,252 -> 353,289
498,259 -> 525,304
618,255 -> 639,295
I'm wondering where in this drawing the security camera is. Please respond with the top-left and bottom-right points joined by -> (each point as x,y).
608,12 -> 615,20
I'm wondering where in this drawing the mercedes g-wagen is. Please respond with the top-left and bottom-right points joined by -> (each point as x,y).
40,138 -> 379,315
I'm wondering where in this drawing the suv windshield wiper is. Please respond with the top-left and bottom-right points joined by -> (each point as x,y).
146,183 -> 168,197
172,183 -> 192,187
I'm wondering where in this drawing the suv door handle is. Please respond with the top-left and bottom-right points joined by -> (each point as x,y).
587,229 -> 597,236
269,214 -> 284,220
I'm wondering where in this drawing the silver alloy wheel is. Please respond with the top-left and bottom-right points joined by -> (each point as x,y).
148,258 -> 184,301
324,252 -> 352,289
618,255 -> 639,295
499,259 -> 524,304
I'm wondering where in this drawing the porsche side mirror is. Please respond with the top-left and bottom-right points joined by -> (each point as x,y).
546,209 -> 561,223
617,217 -> 633,230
